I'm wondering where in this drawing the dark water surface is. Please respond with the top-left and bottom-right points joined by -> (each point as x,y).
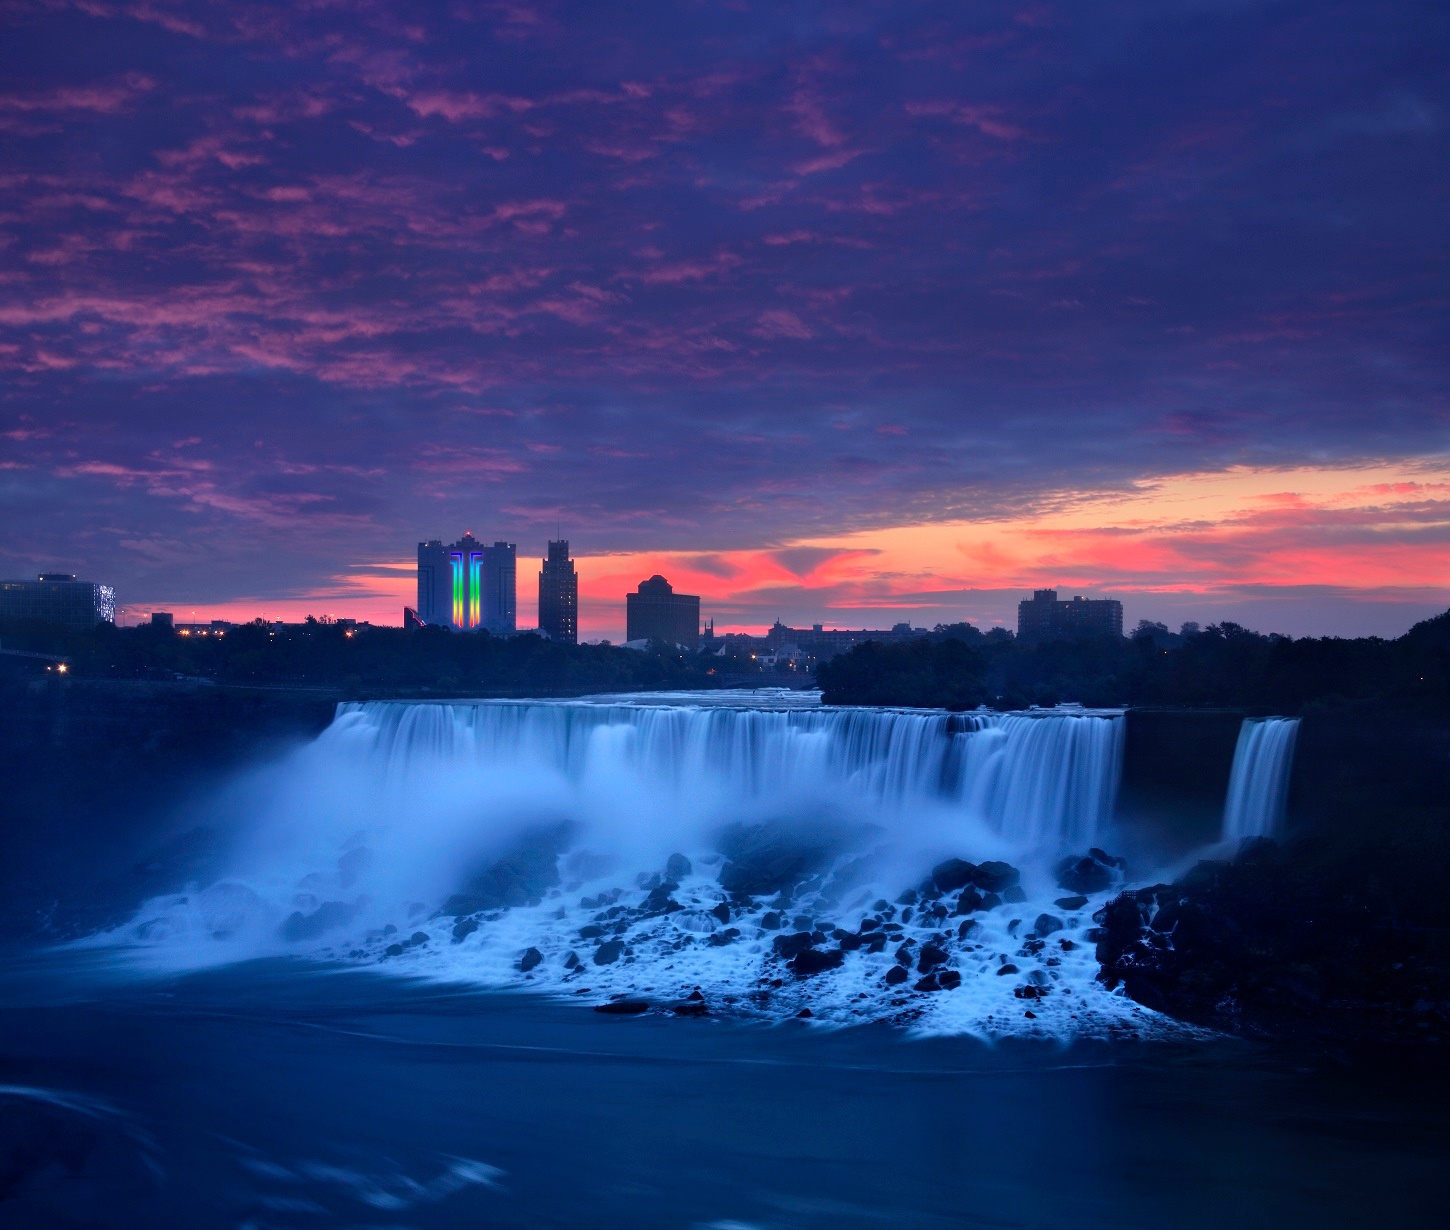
0,955 -> 1445,1229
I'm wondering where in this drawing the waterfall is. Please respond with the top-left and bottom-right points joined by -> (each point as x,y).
1221,717 -> 1300,842
93,694 -> 1146,1034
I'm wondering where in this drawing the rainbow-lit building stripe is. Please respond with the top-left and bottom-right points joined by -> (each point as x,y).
449,550 -> 483,628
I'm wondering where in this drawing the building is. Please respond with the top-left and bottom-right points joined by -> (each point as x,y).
758,620 -> 929,664
1017,589 -> 1124,641
416,534 -> 517,632
537,539 -> 578,644
626,575 -> 700,649
0,574 -> 116,627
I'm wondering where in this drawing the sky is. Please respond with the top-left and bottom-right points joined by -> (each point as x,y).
1,0 -> 1446,641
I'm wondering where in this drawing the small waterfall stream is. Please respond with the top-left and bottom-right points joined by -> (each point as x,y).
1222,717 -> 1301,842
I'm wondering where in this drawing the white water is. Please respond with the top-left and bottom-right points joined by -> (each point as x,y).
1222,717 -> 1300,842
91,692 -> 1180,1038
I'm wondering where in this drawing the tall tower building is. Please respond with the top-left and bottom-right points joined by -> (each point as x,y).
538,539 -> 578,644
416,534 -> 516,631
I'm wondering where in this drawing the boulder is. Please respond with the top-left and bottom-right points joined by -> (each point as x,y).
772,931 -> 816,960
666,853 -> 693,879
980,892 -> 1003,911
1054,895 -> 1089,911
518,946 -> 543,972
593,939 -> 624,965
791,948 -> 845,977
885,964 -> 909,986
954,887 -> 984,915
937,969 -> 962,990
443,824 -> 568,915
931,858 -> 978,892
996,963 -> 1019,976
1032,914 -> 1064,937
595,999 -> 648,1014
896,888 -> 919,905
451,918 -> 479,943
710,902 -> 732,924
760,911 -> 782,930
715,822 -> 833,895
643,886 -> 684,914
706,928 -> 741,947
1003,886 -> 1027,904
917,943 -> 948,973
564,951 -> 581,970
972,861 -> 1020,892
1055,849 -> 1124,895
914,974 -> 942,992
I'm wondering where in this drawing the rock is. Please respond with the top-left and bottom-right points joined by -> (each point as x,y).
1093,893 -> 1146,973
1003,885 -> 1027,904
1013,984 -> 1042,999
980,892 -> 1003,911
715,822 -> 833,896
914,974 -> 942,992
593,939 -> 624,965
443,824 -> 569,915
1033,914 -> 1064,937
451,918 -> 479,943
281,899 -> 361,942
885,964 -> 909,986
1054,895 -> 1089,911
865,933 -> 887,953
894,944 -> 914,967
643,886 -> 684,914
996,963 -> 1019,976
410,931 -> 429,945
836,930 -> 864,951
579,924 -> 606,939
793,915 -> 813,931
384,943 -> 404,956
760,911 -> 782,930
896,888 -> 918,905
1089,846 -> 1127,869
772,931 -> 816,960
972,861 -> 1020,892
671,999 -> 708,1016
931,858 -> 978,892
938,969 -> 962,990
954,887 -> 984,915
706,928 -> 741,947
595,1000 -> 648,1014
859,917 -> 880,932
1055,849 -> 1124,895
958,920 -> 979,940
917,943 -> 948,973
1007,919 -> 1022,936
797,1008 -> 813,1018
709,901 -> 731,924
518,946 -> 543,972
564,951 -> 581,970
900,907 -> 914,924
791,948 -> 845,977
666,853 -> 693,879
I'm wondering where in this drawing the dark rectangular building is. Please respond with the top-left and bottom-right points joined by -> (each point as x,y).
538,539 -> 578,644
1017,589 -> 1123,641
626,575 -> 699,649
0,574 -> 116,627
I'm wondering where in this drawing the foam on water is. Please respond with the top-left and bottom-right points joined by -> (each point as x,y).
88,692 -> 1178,1037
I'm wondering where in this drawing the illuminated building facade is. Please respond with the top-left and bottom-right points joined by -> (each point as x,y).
626,575 -> 699,649
416,535 -> 516,632
0,574 -> 116,627
537,540 -> 578,644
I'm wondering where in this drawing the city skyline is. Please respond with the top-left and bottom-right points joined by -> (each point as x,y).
2,3 -> 1445,641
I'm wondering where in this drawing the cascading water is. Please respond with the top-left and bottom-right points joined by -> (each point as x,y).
91,692 -> 1170,1037
1221,717 -> 1300,842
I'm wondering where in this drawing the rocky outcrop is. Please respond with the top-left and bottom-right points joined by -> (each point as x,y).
1095,838 -> 1450,1047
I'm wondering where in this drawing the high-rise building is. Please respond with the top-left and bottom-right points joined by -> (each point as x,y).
415,535 -> 516,632
1017,589 -> 1124,641
626,575 -> 700,649
538,540 -> 578,644
0,574 -> 116,627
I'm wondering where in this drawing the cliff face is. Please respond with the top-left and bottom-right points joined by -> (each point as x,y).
0,678 -> 338,938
